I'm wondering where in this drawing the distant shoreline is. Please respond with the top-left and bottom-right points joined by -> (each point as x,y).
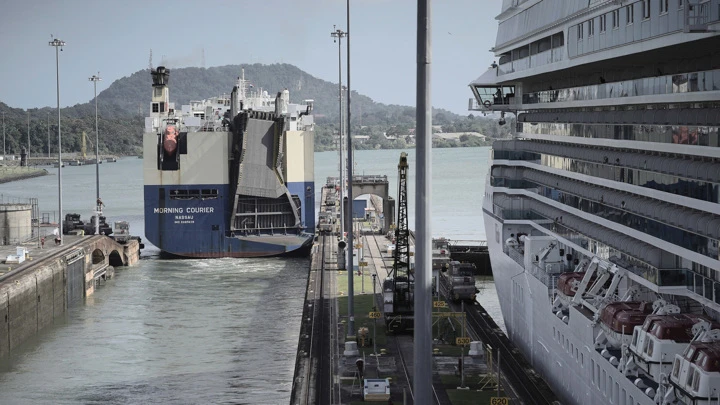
0,167 -> 49,184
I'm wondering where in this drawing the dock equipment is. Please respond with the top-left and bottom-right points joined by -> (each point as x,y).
383,152 -> 413,333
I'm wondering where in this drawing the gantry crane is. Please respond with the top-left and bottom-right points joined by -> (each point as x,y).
383,152 -> 413,333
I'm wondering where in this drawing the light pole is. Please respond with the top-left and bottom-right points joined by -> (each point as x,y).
27,112 -> 30,161
49,36 -> 65,245
345,0 -> 356,340
47,112 -> 50,157
2,112 -> 5,160
89,73 -> 101,233
415,0 -> 433,401
331,26 -> 346,243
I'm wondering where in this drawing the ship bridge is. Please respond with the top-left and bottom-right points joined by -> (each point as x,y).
468,67 -> 517,112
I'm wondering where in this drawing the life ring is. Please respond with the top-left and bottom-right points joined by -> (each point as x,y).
483,100 -> 492,108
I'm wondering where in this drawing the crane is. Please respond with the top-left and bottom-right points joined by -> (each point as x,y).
383,152 -> 413,333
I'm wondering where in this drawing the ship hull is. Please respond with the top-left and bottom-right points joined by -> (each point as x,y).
483,205 -> 655,405
145,183 -> 313,258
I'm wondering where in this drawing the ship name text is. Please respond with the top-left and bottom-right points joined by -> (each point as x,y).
153,207 -> 215,214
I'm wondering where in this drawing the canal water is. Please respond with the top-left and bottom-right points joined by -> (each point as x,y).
0,147 -> 501,404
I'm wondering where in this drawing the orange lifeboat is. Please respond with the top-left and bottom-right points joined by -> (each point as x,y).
599,301 -> 653,334
163,125 -> 178,155
557,272 -> 586,297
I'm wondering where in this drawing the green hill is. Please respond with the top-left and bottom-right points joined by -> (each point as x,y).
0,63 -> 510,155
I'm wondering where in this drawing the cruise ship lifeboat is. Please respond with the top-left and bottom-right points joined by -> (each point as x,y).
557,272 -> 585,297
598,301 -> 652,348
630,314 -> 717,382
670,340 -> 720,405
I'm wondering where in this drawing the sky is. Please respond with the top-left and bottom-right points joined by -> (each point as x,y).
0,0 -> 500,115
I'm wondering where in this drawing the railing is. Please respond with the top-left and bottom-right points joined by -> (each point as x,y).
505,244 -> 525,268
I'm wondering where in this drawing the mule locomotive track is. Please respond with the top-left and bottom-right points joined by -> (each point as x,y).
364,230 -> 445,404
441,282 -> 559,405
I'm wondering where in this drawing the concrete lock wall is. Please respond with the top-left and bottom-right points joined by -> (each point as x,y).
0,237 -> 139,357
0,258 -> 68,356
0,204 -> 32,245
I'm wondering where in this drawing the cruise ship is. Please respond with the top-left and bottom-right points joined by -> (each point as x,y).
143,67 -> 315,258
471,1 -> 720,404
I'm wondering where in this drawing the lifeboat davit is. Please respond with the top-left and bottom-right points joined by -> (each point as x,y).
163,125 -> 178,155
631,314 -> 719,382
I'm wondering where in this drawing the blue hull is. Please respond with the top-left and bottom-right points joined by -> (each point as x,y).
144,184 -> 314,258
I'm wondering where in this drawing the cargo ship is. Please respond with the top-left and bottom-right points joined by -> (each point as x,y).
143,66 -> 315,257
471,1 -> 720,404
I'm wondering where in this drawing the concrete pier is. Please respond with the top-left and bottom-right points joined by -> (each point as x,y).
0,235 -> 140,357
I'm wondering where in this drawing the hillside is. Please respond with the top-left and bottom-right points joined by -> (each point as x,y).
0,63 -> 510,155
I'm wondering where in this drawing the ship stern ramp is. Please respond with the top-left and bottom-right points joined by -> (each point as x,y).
230,112 -> 302,234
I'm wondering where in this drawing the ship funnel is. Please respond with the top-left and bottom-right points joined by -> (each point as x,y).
151,66 -> 170,87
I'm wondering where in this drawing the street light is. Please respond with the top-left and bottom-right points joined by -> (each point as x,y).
330,26 -> 346,242
89,73 -> 102,235
49,36 -> 65,245
27,112 -> 30,160
46,112 -> 50,157
2,112 -> 5,160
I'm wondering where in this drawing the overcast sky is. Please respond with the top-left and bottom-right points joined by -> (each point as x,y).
0,0 -> 500,115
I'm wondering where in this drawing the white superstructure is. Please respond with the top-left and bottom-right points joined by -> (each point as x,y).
472,1 -> 720,404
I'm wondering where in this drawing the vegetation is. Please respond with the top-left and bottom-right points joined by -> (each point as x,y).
0,63 -> 513,156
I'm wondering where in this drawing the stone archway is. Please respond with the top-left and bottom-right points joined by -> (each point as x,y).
108,250 -> 124,267
91,249 -> 105,265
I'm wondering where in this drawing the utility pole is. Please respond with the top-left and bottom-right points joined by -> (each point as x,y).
345,0 -> 356,340
331,26 -> 346,244
415,0 -> 433,402
49,36 -> 65,245
89,74 -> 102,219
47,112 -> 50,157
2,112 -> 5,160
27,112 -> 30,159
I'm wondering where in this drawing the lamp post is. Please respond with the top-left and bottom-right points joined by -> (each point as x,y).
49,37 -> 65,244
27,112 -> 30,161
330,26 -> 346,243
415,0 -> 433,401
89,74 -> 101,234
47,112 -> 50,157
345,0 -> 356,340
2,112 -> 5,161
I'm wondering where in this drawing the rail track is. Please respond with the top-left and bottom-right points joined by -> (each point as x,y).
364,231 -> 443,404
440,281 -> 559,405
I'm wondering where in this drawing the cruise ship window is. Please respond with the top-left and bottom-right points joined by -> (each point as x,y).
600,15 -> 607,32
643,0 -> 650,19
660,0 -> 669,14
578,22 -> 584,39
679,0 -> 683,8
613,10 -> 620,28
627,5 -> 634,24
588,19 -> 595,36
692,369 -> 700,391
